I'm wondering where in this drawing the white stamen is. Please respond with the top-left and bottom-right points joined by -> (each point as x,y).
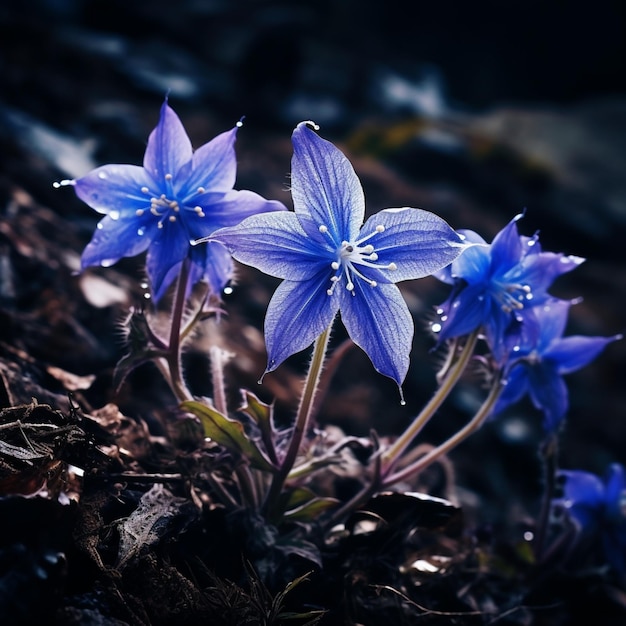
319,225 -> 328,233
136,209 -> 144,216
141,186 -> 150,194
165,173 -> 173,180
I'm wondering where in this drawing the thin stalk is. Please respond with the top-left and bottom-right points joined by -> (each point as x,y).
209,344 -> 259,508
533,434 -> 559,562
166,257 -> 194,402
209,346 -> 229,416
381,329 -> 479,474
383,376 -> 503,488
263,323 -> 333,519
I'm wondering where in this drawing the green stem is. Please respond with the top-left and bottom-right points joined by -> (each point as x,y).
381,330 -> 479,474
263,323 -> 333,519
166,257 -> 194,402
382,375 -> 503,488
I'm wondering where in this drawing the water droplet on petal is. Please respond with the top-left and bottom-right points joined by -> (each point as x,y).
98,171 -> 107,180
223,286 -> 233,295
143,293 -> 151,300
436,308 -> 444,315
140,282 -> 149,290
100,259 -> 115,268
96,223 -> 104,230
137,228 -> 145,236
431,323 -> 442,333
109,210 -> 120,220
513,345 -> 520,352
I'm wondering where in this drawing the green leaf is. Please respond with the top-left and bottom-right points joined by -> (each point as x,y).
282,488 -> 339,522
181,400 -> 275,472
238,390 -> 279,465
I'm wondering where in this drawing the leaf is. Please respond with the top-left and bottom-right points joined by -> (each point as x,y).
238,390 -> 279,465
280,486 -> 339,522
282,497 -> 340,522
181,400 -> 275,472
115,483 -> 191,570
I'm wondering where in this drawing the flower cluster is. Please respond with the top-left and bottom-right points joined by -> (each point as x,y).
432,214 -> 620,432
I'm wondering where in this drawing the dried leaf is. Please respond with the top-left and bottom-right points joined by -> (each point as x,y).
115,483 -> 188,570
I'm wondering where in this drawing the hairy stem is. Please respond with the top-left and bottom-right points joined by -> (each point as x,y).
381,329 -> 479,475
382,375 -> 503,488
166,257 -> 194,402
263,323 -> 333,520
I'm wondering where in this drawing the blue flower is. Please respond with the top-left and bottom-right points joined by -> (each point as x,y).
493,299 -> 621,432
210,122 -> 468,388
65,101 -> 285,301
555,463 -> 626,576
432,214 -> 584,359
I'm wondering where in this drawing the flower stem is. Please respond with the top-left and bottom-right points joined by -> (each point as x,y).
381,329 -> 479,475
533,434 -> 559,562
166,257 -> 194,403
263,323 -> 333,520
382,374 -> 503,488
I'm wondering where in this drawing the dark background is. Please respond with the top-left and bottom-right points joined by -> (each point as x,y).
1,0 -> 625,525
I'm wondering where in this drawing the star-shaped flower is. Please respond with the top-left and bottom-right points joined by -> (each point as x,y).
555,463 -> 626,576
432,214 -> 584,359
210,121 -> 468,388
493,299 -> 621,432
64,100 -> 285,300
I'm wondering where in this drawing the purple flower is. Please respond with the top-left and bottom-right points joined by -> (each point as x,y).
65,101 -> 285,301
555,463 -> 626,576
494,299 -> 621,432
432,214 -> 584,359
210,122 -> 468,388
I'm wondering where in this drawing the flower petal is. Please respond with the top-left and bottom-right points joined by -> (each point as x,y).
81,214 -> 156,269
211,212 -> 331,280
143,101 -> 193,181
177,126 -> 239,198
547,334 -> 621,375
360,207 -> 468,282
527,364 -> 569,432
264,276 -> 340,372
145,221 -> 192,301
490,214 -> 524,272
74,164 -> 156,216
189,240 -> 233,295
190,189 -> 287,231
291,122 -> 364,241
493,365 -> 530,416
339,281 -> 413,387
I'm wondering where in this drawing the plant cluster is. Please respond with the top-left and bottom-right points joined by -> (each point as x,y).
56,100 -> 624,598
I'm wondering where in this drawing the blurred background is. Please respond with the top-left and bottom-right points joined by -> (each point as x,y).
1,0 -> 625,526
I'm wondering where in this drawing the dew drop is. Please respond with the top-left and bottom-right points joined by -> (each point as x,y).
527,239 -> 536,247
100,259 -> 115,268
512,345 -> 520,352
431,323 -> 442,333
436,308 -> 444,315
140,281 -> 149,289
109,210 -> 120,220
223,286 -> 233,295
96,223 -> 104,230
137,228 -> 145,236
98,171 -> 107,180
524,531 -> 534,542
53,179 -> 74,188
440,315 -> 448,322
143,292 -> 151,300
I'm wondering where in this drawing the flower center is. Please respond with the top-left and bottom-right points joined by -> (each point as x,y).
318,224 -> 397,295
134,178 -> 208,229
492,280 -> 533,314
